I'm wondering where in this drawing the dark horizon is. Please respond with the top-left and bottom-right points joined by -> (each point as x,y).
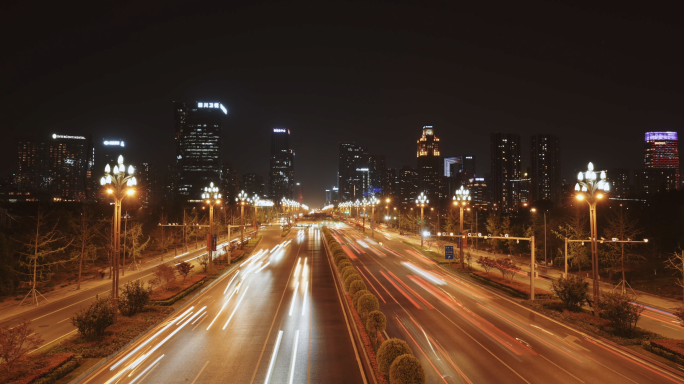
2,1 -> 682,207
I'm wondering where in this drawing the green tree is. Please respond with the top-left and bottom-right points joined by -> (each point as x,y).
598,291 -> 644,336
72,297 -> 114,340
175,261 -> 194,281
118,280 -> 151,316
551,274 -> 588,310
377,338 -> 413,376
390,354 -> 426,384
69,206 -> 101,290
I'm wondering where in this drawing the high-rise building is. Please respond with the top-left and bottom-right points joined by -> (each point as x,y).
269,128 -> 295,204
174,101 -> 226,202
242,173 -> 265,197
416,126 -> 442,201
444,155 -> 476,177
221,161 -> 241,203
644,131 -> 679,187
338,142 -> 368,202
15,133 -> 94,201
367,155 -> 386,197
137,163 -> 161,207
398,166 -> 418,206
606,168 -> 630,199
467,177 -> 489,210
490,133 -> 521,211
385,168 -> 398,200
530,134 -> 561,205
634,168 -> 677,196
325,186 -> 339,206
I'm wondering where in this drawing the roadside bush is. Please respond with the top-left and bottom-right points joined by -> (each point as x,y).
357,293 -> 379,322
334,254 -> 348,266
338,260 -> 353,271
352,289 -> 371,308
344,274 -> 363,291
494,258 -> 520,282
477,256 -> 495,274
72,297 -> 114,340
175,261 -> 194,281
366,311 -> 387,348
148,263 -> 176,290
389,354 -> 426,384
118,280 -> 151,316
551,274 -> 588,310
598,291 -> 644,336
341,266 -> 357,281
377,338 -> 413,376
349,280 -> 367,296
0,319 -> 43,369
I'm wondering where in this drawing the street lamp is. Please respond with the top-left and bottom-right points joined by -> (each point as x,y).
369,196 -> 378,238
576,162 -> 609,317
354,199 -> 361,226
251,193 -> 260,235
361,198 -> 369,233
416,192 -> 428,248
453,186 -> 471,268
530,208 -> 547,266
237,190 -> 249,245
202,183 -> 221,269
100,155 -> 136,324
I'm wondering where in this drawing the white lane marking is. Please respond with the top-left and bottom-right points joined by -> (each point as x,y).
264,330 -> 284,384
301,281 -> 308,317
222,286 -> 250,330
190,360 -> 210,384
288,330 -> 300,384
129,354 -> 164,384
539,354 -> 584,383
29,329 -> 77,354
289,282 -> 300,316
57,317 -> 71,324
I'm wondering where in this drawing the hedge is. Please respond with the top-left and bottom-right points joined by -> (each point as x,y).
349,280 -> 368,296
357,293 -> 379,322
0,353 -> 77,384
338,260 -> 353,271
377,339 -> 414,376
389,354 -> 426,384
344,274 -> 363,291
352,289 -> 371,308
149,276 -> 207,306
32,355 -> 81,384
341,266 -> 357,282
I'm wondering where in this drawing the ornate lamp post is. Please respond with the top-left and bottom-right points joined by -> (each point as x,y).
416,192 -> 429,248
100,155 -> 136,324
453,186 -> 471,268
576,162 -> 610,317
251,193 -> 260,235
237,190 -> 249,245
202,183 -> 221,269
361,198 -> 369,233
354,199 -> 361,225
369,196 -> 378,238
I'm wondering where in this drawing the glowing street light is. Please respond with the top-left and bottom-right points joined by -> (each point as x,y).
251,193 -> 260,235
453,186 -> 471,268
237,190 -> 249,245
368,195 -> 378,238
100,155 -> 136,323
416,192 -> 429,248
576,162 -> 610,317
202,182 -> 221,268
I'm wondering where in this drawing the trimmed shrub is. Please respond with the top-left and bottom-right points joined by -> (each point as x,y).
377,338 -> 413,376
389,354 -> 426,384
366,310 -> 387,348
338,260 -> 353,271
357,293 -> 379,322
118,280 -> 151,316
349,280 -> 368,296
72,297 -> 114,340
334,254 -> 348,265
551,274 -> 588,310
352,289 -> 371,308
344,274 -> 363,291
598,291 -> 645,336
341,266 -> 357,281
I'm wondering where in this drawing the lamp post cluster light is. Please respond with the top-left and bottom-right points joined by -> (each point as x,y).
453,186 -> 471,268
416,192 -> 428,248
202,182 -> 222,269
281,197 -> 300,225
237,190 -> 250,244
575,162 -> 610,317
100,155 -> 136,323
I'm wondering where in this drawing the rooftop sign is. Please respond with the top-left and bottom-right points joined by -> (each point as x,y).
52,134 -> 86,140
103,140 -> 125,147
197,102 -> 228,115
645,132 -> 677,141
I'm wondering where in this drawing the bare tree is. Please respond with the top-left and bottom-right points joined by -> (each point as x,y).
69,206 -> 101,290
603,208 -> 643,283
16,210 -> 74,306
666,249 -> 684,304
553,207 -> 589,272
125,222 -> 150,270
0,319 -> 43,370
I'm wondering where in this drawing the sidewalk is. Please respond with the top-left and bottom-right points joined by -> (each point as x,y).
0,232 -> 249,323
344,218 -> 684,314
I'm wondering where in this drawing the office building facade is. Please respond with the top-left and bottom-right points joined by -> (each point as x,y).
398,166 -> 418,206
644,131 -> 679,188
242,173 -> 265,197
490,133 -> 521,211
338,142 -> 368,202
530,134 -> 561,205
269,128 -> 295,204
174,101 -> 226,202
606,168 -> 630,199
416,126 -> 442,201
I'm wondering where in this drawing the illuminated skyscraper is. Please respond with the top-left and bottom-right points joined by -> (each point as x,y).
490,133 -> 521,211
338,142 -> 368,201
416,126 -> 442,201
269,128 -> 295,204
174,101 -> 226,202
644,131 -> 679,187
530,134 -> 561,205
242,173 -> 265,197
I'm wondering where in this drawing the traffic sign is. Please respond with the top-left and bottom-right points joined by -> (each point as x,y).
445,245 -> 454,260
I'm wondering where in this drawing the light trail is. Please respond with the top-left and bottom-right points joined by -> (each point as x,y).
128,354 -> 164,384
223,270 -> 240,294
294,258 -> 302,277
191,312 -> 207,325
222,286 -> 250,330
110,307 -> 194,370
401,261 -> 445,285
207,290 -> 237,330
289,282 -> 300,316
302,281 -> 308,316
175,311 -> 193,325
289,330 -> 300,384
255,261 -> 271,273
264,330 -> 284,384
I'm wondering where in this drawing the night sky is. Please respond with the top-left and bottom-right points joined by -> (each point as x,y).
1,1 -> 682,207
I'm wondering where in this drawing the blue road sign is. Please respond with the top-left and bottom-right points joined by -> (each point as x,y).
445,245 -> 454,260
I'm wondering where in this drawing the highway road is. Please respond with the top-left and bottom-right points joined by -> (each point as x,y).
0,230 -> 255,353
80,225 -> 365,384
331,221 -> 684,384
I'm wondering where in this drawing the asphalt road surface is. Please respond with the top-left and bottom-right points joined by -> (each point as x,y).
80,225 -> 365,384
331,221 -> 684,384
